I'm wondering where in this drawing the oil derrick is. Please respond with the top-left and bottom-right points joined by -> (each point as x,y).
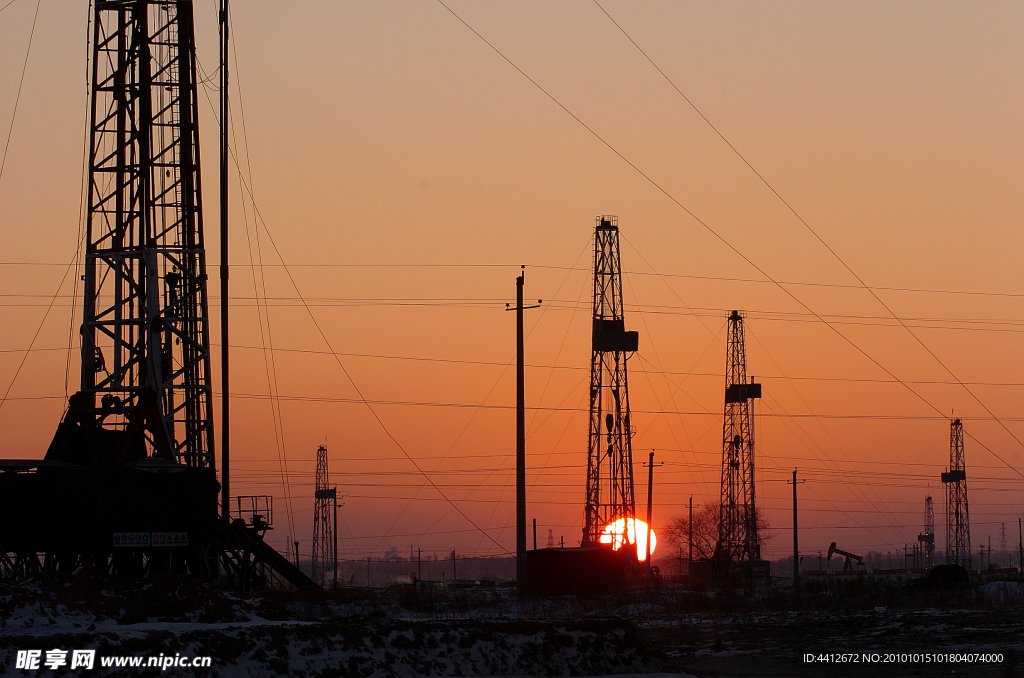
0,1 -> 220,579
942,419 -> 971,568
582,217 -> 639,547
0,3 -> 323,590
47,1 -> 214,468
918,495 -> 935,567
311,445 -> 337,588
718,311 -> 762,567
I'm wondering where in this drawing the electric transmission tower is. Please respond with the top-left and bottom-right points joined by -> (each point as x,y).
718,311 -> 762,567
311,445 -> 337,588
942,419 -> 971,568
47,1 -> 214,468
918,495 -> 935,567
582,216 -> 639,547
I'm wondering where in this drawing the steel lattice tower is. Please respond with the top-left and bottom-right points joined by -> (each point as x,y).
582,217 -> 639,547
918,495 -> 935,567
718,311 -> 762,566
942,419 -> 971,568
48,0 -> 214,468
311,445 -> 336,587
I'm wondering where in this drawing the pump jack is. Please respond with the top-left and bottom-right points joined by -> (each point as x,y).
827,542 -> 865,572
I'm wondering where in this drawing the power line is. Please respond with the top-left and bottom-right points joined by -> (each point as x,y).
220,141 -> 514,559
433,0 -> 1024,481
5,258 -> 1024,300
0,244 -> 81,414
591,0 -> 1024,474
185,46 -> 514,556
18,341 -> 1024,388
226,391 -> 1024,422
225,9 -> 297,542
64,0 -> 93,399
0,0 -> 41,187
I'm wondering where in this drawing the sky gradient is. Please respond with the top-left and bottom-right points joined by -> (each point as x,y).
0,0 -> 1022,566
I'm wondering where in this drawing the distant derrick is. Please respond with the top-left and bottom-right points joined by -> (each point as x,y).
942,419 -> 971,568
718,311 -> 762,567
311,445 -> 337,588
582,216 -> 639,548
917,495 -> 935,567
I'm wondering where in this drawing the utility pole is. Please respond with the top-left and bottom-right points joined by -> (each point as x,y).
417,547 -> 422,581
533,519 -> 537,551
219,0 -> 231,523
1000,524 -> 1008,567
788,469 -> 804,589
1018,518 -> 1022,576
507,267 -> 540,593
332,499 -> 339,588
333,490 -> 339,589
688,496 -> 694,576
643,451 -> 663,569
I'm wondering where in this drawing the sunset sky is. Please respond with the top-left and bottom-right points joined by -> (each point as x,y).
0,1 -> 1022,566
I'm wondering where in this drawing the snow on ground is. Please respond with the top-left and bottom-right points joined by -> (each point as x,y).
0,574 -> 664,676
3,573 -> 1024,676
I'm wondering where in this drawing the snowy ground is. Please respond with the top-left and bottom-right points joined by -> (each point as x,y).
0,573 -> 1022,676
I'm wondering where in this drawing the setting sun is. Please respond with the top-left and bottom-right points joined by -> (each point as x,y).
599,518 -> 657,562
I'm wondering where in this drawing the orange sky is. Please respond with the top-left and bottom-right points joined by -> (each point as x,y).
0,1 -> 1022,564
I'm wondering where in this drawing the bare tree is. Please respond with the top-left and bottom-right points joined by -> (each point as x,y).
664,504 -> 720,563
664,504 -> 771,575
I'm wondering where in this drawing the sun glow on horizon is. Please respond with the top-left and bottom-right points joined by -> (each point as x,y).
599,517 -> 657,561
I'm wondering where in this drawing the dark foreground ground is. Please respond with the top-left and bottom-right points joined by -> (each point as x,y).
0,572 -> 1021,677
640,607 -> 1022,677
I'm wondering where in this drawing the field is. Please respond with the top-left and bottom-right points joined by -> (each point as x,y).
0,572 -> 1021,677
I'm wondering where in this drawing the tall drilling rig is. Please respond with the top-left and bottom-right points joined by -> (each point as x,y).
311,445 -> 337,588
54,1 -> 215,469
0,2 -> 316,589
582,217 -> 639,548
718,311 -> 762,570
942,419 -> 971,568
917,495 -> 935,567
0,0 -> 218,577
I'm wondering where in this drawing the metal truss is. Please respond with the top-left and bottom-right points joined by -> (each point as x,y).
943,419 -> 971,568
311,445 -> 336,588
718,311 -> 761,565
75,0 -> 213,467
583,216 -> 639,547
